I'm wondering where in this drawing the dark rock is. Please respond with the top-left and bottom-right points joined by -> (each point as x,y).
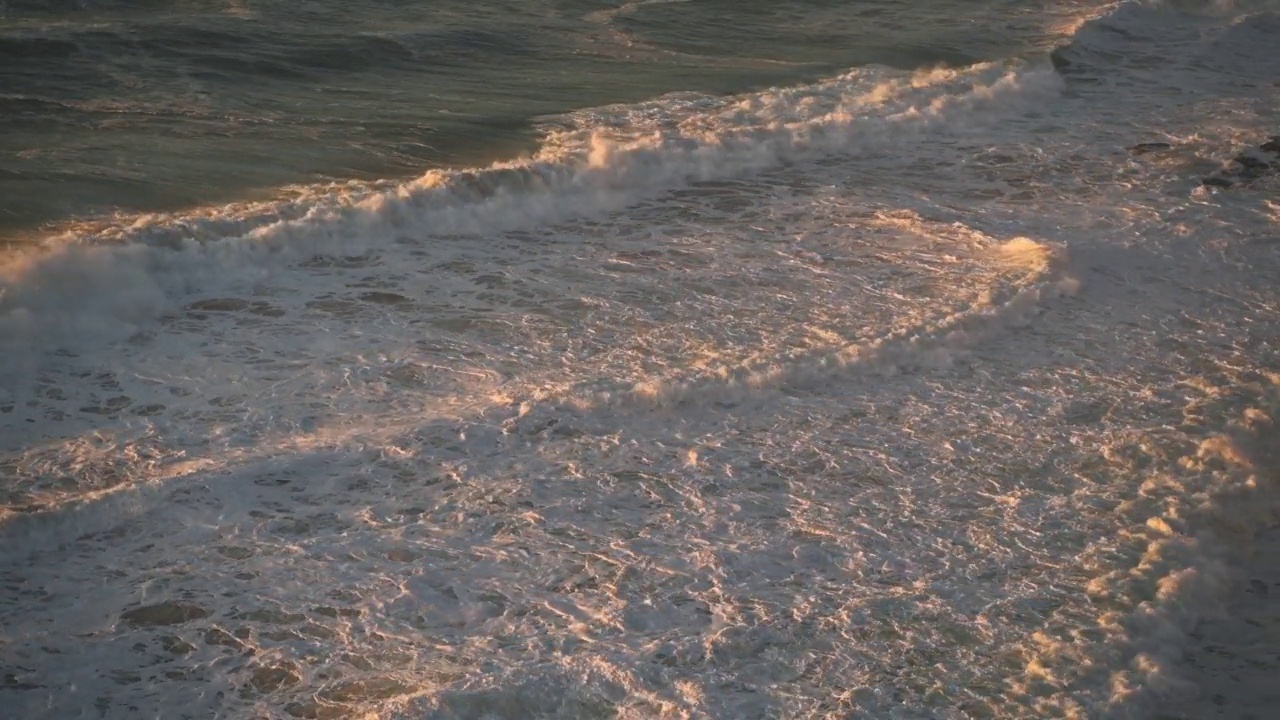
1201,176 -> 1235,188
189,298 -> 249,313
1049,47 -> 1074,73
131,403 -> 166,417
236,608 -> 306,624
247,663 -> 301,694
3,673 -> 43,690
159,635 -> 196,655
284,701 -> 321,719
204,627 -> 244,649
357,291 -> 412,306
1197,138 -> 1280,188
121,602 -> 210,628
1233,154 -> 1273,171
216,545 -> 254,560
317,677 -> 409,703
80,396 -> 132,415
1130,142 -> 1173,155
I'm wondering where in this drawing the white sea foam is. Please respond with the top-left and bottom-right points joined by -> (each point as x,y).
3,2 -> 1280,719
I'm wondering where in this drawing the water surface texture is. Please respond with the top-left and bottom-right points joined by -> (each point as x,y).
2,1 -> 1280,719
1,0 -> 1071,237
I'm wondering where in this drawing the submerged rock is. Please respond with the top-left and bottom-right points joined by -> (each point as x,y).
121,602 -> 210,628
1234,153 -> 1270,167
1130,142 -> 1173,155
1049,47 -> 1075,73
1199,136 -> 1280,188
1233,153 -> 1273,173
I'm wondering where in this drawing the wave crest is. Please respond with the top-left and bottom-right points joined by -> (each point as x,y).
0,62 -> 1062,361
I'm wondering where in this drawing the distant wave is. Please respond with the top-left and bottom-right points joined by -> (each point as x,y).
1051,0 -> 1280,79
0,20 -> 539,93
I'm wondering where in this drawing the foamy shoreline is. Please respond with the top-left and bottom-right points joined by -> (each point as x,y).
3,189 -> 1277,719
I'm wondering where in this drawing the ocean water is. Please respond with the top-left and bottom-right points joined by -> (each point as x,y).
1,1 -> 1279,718
0,0 -> 1074,239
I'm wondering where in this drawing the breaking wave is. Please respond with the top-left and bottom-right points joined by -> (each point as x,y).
0,62 -> 1063,359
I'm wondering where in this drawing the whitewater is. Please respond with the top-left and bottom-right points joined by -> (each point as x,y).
2,1 -> 1280,718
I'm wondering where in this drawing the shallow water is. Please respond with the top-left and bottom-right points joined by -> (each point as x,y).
2,1 -> 1280,719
